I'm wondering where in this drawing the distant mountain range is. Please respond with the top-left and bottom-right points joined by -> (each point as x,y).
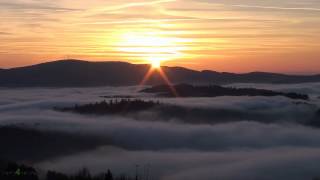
0,59 -> 319,87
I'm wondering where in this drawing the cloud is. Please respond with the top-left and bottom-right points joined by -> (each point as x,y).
0,84 -> 319,179
36,146 -> 320,180
232,4 -> 320,12
226,82 -> 320,97
0,86 -> 318,126
163,147 -> 320,180
193,1 -> 320,12
0,32 -> 12,36
194,0 -> 320,9
0,2 -> 82,11
2,107 -> 320,152
99,0 -> 176,11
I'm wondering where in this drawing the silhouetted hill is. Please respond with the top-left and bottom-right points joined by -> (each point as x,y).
0,59 -> 319,87
141,84 -> 309,100
0,60 -> 151,87
56,99 -> 161,115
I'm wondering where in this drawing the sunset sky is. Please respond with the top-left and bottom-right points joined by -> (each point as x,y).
1,0 -> 320,74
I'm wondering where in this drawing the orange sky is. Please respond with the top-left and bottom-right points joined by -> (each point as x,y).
1,0 -> 320,74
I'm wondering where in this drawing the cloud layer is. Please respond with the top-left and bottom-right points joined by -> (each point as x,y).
0,83 -> 320,179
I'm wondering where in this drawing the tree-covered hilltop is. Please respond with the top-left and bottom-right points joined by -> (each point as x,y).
56,99 -> 161,115
0,162 -> 38,180
55,99 -> 320,128
2,161 -> 320,180
141,84 -> 309,100
0,161 -> 133,180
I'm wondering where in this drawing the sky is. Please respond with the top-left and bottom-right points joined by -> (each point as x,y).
0,0 -> 320,74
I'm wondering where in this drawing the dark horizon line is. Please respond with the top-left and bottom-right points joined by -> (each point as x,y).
1,58 -> 319,76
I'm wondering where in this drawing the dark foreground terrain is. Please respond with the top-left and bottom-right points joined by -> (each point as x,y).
0,161 -> 132,180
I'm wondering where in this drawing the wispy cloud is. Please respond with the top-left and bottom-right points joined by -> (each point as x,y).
0,32 -> 12,36
99,0 -> 176,11
232,4 -> 320,12
0,2 -> 82,11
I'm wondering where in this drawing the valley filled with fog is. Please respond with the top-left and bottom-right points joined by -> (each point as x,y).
1,83 -> 320,180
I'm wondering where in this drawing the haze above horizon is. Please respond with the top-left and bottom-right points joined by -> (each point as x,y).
1,0 -> 320,74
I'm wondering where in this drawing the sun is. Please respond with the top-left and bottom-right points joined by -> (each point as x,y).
150,58 -> 162,69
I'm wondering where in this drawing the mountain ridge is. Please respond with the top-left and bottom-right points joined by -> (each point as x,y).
0,59 -> 319,87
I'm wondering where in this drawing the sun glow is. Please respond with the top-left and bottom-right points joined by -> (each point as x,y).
115,31 -> 185,64
121,31 -> 180,96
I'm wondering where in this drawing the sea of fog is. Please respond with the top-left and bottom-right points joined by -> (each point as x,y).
0,83 -> 320,180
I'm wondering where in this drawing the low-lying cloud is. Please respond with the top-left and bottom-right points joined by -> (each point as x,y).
0,83 -> 320,179
37,146 -> 320,180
